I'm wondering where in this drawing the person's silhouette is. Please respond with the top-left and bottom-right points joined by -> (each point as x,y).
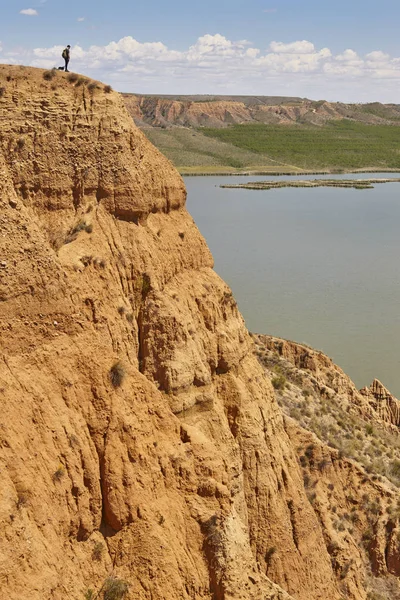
62,45 -> 71,72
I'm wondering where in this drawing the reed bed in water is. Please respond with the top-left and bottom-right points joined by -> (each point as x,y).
220,178 -> 400,191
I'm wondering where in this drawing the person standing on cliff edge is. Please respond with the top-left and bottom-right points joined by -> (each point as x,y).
62,45 -> 71,72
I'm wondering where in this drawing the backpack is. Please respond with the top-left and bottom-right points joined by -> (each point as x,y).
62,49 -> 68,59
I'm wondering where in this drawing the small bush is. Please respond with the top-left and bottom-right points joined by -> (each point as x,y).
65,219 -> 87,244
271,373 -> 286,391
67,72 -> 79,83
110,361 -> 125,388
92,541 -> 104,561
76,76 -> 88,87
390,459 -> 400,479
0,87 -> 6,97
265,546 -> 277,562
16,484 -> 31,509
88,82 -> 99,93
103,576 -> 129,600
16,137 -> 26,150
43,70 -> 56,81
84,590 -> 95,600
85,223 -> 93,234
53,465 -> 65,482
104,85 -> 113,93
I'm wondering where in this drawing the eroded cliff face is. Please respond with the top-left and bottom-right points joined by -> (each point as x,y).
123,94 -> 400,129
254,334 -> 400,600
0,65 -> 390,600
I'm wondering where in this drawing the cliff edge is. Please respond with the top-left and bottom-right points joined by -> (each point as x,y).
0,66 -> 396,600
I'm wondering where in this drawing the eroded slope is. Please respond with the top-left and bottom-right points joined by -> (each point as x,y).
0,66 -> 345,600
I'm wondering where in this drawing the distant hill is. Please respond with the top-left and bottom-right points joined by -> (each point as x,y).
122,94 -> 400,174
123,94 -> 400,129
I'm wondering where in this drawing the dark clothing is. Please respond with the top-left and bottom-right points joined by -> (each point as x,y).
62,48 -> 70,72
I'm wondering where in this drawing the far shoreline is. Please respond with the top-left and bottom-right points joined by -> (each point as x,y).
180,167 -> 400,177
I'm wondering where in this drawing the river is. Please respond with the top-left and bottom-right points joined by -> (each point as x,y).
185,173 -> 400,397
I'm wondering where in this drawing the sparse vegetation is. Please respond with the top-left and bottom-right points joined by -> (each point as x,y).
265,546 -> 277,562
76,76 -> 88,87
104,85 -> 113,93
110,361 -> 125,388
67,72 -> 79,83
92,541 -> 104,561
88,82 -> 99,93
271,367 -> 287,391
102,576 -> 129,600
253,334 -> 400,488
53,465 -> 65,482
64,219 -> 88,244
0,86 -> 6,97
43,69 -> 56,81
16,484 -> 31,509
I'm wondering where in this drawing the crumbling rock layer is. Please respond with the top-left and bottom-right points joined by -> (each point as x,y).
0,65 -> 367,600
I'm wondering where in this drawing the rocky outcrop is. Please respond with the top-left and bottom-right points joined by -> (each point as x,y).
258,334 -> 400,432
123,94 -> 400,129
360,379 -> 400,427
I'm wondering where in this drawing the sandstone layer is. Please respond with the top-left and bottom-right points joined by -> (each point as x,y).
0,65 -> 399,600
123,94 -> 400,129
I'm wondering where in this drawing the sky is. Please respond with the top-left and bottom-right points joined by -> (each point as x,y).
1,0 -> 400,102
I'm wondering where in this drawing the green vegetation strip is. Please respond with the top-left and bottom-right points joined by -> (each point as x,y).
221,178 -> 400,191
200,121 -> 400,170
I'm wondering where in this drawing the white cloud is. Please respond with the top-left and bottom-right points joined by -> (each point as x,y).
269,40 -> 316,54
20,8 -> 38,15
2,34 -> 400,101
77,17 -> 85,22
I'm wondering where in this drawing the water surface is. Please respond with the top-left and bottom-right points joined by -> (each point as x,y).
185,173 -> 400,396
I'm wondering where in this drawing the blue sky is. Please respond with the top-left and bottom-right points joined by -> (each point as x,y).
1,0 -> 400,101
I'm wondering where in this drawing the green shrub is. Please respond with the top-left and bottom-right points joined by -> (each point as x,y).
103,576 -> 129,600
390,459 -> 400,479
92,541 -> 104,561
104,85 -> 113,93
271,373 -> 286,391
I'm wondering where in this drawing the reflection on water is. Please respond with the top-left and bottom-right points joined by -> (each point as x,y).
185,173 -> 400,397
